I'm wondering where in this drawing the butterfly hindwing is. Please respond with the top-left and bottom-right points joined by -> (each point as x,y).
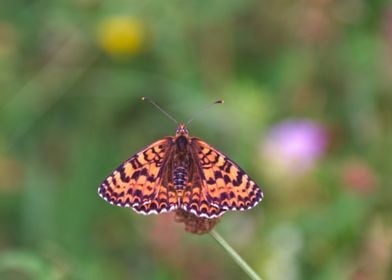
98,137 -> 178,215
189,138 -> 263,215
180,159 -> 224,219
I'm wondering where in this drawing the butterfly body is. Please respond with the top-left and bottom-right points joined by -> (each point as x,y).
99,123 -> 263,219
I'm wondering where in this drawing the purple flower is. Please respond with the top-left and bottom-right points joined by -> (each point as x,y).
261,119 -> 328,177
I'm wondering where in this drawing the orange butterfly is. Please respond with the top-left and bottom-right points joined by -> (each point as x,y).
98,99 -> 263,219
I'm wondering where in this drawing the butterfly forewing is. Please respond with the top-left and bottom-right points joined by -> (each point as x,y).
98,137 -> 178,214
189,138 -> 263,214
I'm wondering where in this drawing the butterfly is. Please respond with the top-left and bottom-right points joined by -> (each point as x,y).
98,121 -> 263,219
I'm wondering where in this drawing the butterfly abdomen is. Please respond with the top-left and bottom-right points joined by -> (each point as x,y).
173,166 -> 187,191
173,135 -> 191,199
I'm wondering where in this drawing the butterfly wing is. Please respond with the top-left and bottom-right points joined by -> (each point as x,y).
98,137 -> 178,215
186,138 -> 263,218
180,156 -> 224,219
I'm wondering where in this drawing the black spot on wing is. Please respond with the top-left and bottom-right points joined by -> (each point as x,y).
232,171 -> 244,187
130,158 -> 142,169
117,165 -> 130,183
206,178 -> 216,185
134,189 -> 142,198
214,170 -> 223,179
223,175 -> 231,184
131,170 -> 140,180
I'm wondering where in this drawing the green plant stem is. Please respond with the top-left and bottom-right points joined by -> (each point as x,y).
210,229 -> 262,280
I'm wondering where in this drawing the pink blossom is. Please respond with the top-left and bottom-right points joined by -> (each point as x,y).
261,119 -> 328,177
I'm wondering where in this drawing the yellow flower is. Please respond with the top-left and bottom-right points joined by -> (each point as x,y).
98,16 -> 144,56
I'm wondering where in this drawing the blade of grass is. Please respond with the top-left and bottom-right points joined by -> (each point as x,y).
210,229 -> 262,280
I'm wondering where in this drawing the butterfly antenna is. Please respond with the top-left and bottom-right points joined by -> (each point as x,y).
141,97 -> 178,124
187,100 -> 224,125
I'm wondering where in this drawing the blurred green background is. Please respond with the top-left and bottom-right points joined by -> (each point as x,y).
1,0 -> 391,279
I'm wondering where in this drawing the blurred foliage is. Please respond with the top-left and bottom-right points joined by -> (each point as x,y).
1,0 -> 392,279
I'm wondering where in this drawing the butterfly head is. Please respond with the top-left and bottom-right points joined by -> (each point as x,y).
176,123 -> 189,137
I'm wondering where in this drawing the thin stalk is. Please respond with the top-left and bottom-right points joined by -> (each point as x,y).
210,229 -> 262,280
